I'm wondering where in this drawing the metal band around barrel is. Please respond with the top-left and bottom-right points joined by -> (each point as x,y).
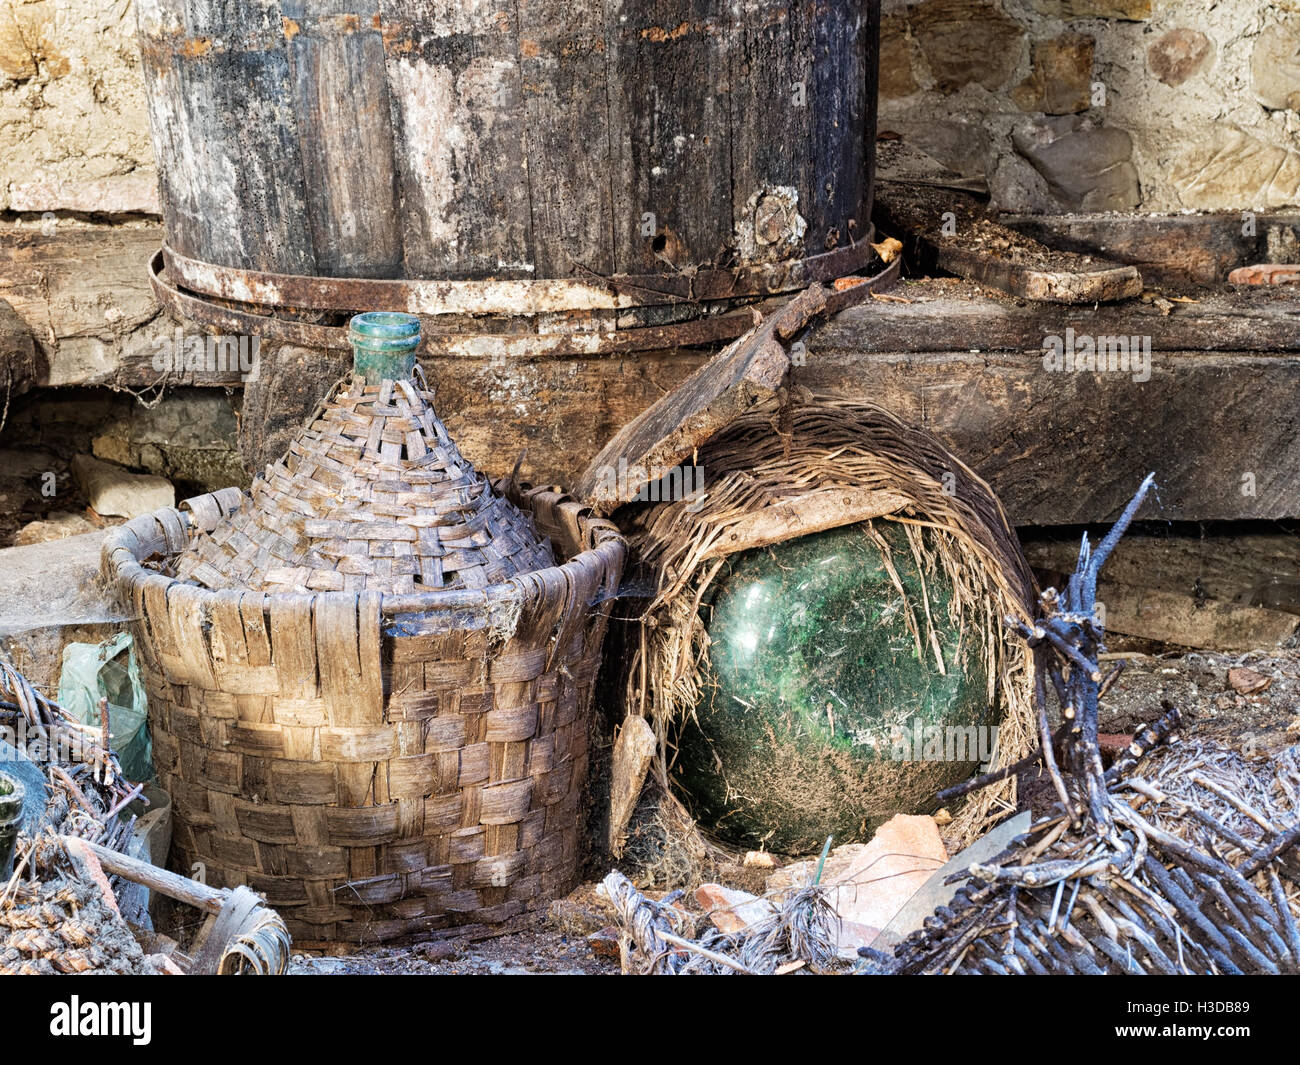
160,234 -> 878,316
148,246 -> 901,357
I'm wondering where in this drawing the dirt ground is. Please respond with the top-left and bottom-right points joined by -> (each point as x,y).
1096,649 -> 1298,749
289,885 -> 621,975
290,928 -> 617,976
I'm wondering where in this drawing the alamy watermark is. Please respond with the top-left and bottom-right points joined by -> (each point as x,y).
1,718 -> 99,766
151,328 -> 260,382
589,459 -> 707,511
1042,327 -> 1151,383
50,997 -> 151,1045
888,719 -> 1000,763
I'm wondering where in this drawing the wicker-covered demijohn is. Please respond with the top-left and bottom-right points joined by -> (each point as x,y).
177,313 -> 552,595
102,313 -> 626,944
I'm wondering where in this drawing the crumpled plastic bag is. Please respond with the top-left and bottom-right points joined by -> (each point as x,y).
58,632 -> 152,783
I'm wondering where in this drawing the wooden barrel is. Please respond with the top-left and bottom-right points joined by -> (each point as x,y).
136,1 -> 880,353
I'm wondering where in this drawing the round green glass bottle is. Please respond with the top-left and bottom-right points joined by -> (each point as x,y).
672,521 -> 995,854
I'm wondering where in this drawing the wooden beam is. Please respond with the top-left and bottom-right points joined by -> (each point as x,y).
1023,529 -> 1300,613
876,185 -> 1142,303
0,223 -> 226,389
1090,581 -> 1300,651
1001,211 -> 1300,290
811,280 -> 1300,354
796,356 -> 1300,528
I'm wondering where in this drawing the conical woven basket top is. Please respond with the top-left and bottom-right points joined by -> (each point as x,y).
175,374 -> 554,594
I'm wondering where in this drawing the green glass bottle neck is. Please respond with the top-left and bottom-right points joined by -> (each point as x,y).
348,311 -> 422,384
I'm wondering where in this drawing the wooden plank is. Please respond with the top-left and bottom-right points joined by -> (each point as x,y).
877,185 -> 1142,303
0,225 -> 171,386
9,225 -> 1297,392
795,344 -> 1300,527
1231,264 -> 1300,286
696,488 -> 912,561
515,0 -> 614,277
280,2 -> 403,278
1090,581 -> 1300,652
136,0 -> 207,268
807,0 -> 872,244
1001,211 -> 1300,290
0,222 -> 268,389
605,1 -> 734,274
574,282 -> 833,506
172,1 -> 316,274
809,281 -> 1300,353
608,714 -> 657,857
728,0 -> 815,255
1022,530 -> 1300,614
378,0 -> 534,279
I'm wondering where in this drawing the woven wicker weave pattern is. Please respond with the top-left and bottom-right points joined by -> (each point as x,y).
103,486 -> 624,944
175,376 -> 554,595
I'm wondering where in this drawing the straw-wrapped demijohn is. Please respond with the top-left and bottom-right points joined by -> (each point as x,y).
103,312 -> 626,943
620,398 -> 1036,859
175,312 -> 554,594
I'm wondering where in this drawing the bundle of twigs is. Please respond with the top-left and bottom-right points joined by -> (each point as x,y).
0,660 -> 138,824
1131,741 -> 1300,862
600,870 -> 843,975
2,662 -> 292,975
871,476 -> 1300,975
1,836 -> 172,975
1,660 -> 154,974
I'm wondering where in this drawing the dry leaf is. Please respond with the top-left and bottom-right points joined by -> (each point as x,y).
833,274 -> 870,291
1140,290 -> 1174,315
1227,666 -> 1272,695
870,236 -> 903,264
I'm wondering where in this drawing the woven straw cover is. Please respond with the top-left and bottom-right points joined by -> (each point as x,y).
102,485 -> 625,944
174,375 -> 553,594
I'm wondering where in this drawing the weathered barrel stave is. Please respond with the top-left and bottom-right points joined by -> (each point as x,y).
137,1 -> 875,294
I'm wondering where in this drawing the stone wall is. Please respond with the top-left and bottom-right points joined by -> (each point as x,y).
0,0 -> 156,215
876,0 -> 1300,213
1,0 -> 1295,218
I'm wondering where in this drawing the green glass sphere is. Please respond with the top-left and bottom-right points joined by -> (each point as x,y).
672,521 -> 995,854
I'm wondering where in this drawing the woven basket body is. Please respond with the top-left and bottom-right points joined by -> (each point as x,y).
102,486 -> 624,944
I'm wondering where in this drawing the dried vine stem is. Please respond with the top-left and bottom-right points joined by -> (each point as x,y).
881,476 -> 1300,975
600,869 -> 843,975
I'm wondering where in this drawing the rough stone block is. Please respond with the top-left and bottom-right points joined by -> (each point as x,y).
909,0 -> 1025,94
1012,33 -> 1095,115
1147,28 -> 1214,88
1013,115 -> 1141,211
71,454 -> 173,519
